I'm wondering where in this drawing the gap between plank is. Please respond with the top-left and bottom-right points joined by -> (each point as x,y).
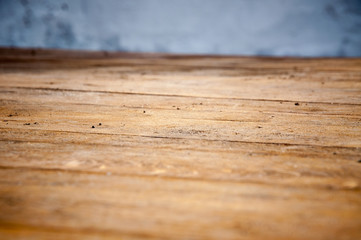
0,127 -> 360,150
6,86 -> 361,106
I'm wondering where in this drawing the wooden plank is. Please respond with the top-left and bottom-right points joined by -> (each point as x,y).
1,168 -> 360,240
0,48 -> 360,240
0,88 -> 360,147
0,50 -> 360,105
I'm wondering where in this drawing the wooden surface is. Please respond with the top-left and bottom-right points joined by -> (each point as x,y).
0,48 -> 360,240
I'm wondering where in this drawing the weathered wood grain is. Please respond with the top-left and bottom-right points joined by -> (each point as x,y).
0,48 -> 360,240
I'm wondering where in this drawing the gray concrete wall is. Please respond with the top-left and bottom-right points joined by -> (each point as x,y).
0,0 -> 361,56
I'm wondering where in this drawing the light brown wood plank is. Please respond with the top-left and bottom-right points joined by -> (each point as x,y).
0,88 -> 360,147
1,168 -> 361,240
1,51 -> 361,104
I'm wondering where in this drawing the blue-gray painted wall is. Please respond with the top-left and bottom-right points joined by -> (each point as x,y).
1,0 -> 361,56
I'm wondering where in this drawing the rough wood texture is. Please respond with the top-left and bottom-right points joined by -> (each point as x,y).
0,48 -> 360,240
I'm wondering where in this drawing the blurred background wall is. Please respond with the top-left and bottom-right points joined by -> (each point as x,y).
0,0 -> 360,56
